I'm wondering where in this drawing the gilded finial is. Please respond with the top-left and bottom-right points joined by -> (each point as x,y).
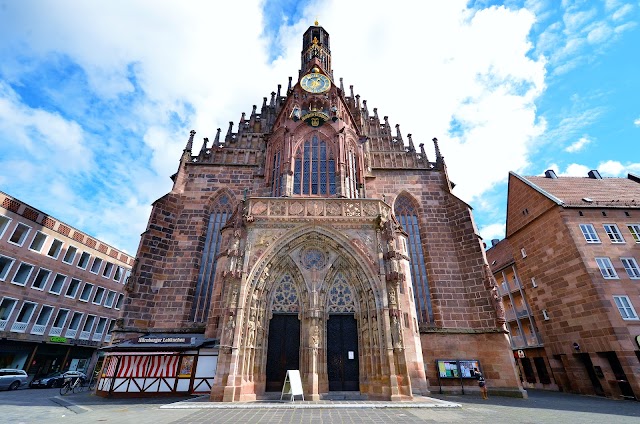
314,19 -> 319,26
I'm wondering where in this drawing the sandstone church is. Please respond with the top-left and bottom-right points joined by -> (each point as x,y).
109,23 -> 524,401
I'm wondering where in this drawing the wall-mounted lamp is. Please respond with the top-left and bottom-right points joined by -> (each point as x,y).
573,342 -> 580,352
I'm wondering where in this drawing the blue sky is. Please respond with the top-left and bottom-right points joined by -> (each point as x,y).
0,0 -> 639,254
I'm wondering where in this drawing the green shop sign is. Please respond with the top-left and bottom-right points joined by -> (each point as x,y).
50,336 -> 67,343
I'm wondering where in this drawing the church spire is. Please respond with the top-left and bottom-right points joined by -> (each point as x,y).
301,22 -> 331,75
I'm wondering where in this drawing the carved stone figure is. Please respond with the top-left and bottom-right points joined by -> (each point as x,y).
391,315 -> 403,349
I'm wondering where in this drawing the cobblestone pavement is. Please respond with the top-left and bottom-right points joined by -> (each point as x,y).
1,387 -> 638,424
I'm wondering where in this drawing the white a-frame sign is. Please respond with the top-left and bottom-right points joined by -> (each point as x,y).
280,369 -> 304,401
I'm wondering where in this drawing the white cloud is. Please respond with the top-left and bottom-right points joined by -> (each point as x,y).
562,163 -> 590,176
635,117 -> 640,126
612,4 -> 634,20
598,160 -> 626,176
480,223 -> 506,243
0,1 -> 546,251
565,135 -> 592,152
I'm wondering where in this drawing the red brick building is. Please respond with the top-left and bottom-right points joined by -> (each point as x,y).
113,23 -> 523,401
0,191 -> 133,379
487,170 -> 640,400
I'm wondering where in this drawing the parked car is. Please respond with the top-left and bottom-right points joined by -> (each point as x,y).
29,370 -> 87,388
0,368 -> 29,390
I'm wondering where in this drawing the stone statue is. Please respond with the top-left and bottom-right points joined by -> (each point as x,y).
388,286 -> 396,305
224,318 -> 235,345
391,315 -> 403,349
311,325 -> 320,349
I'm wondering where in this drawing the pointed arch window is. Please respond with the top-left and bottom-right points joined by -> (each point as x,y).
395,194 -> 433,323
271,151 -> 282,197
293,136 -> 336,196
191,194 -> 233,322
345,149 -> 359,198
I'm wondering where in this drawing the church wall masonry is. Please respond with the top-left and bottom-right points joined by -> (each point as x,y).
115,23 -> 525,401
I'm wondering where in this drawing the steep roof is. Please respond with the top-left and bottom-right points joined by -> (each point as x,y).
486,238 -> 515,273
521,173 -> 640,208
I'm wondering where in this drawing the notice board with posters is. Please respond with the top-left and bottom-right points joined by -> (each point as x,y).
436,359 -> 481,378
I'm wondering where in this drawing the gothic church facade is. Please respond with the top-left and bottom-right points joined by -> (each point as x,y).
116,24 -> 523,401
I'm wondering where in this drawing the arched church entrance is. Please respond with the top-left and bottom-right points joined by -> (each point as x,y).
264,274 -> 302,392
325,271 -> 360,391
327,314 -> 359,391
265,313 -> 300,392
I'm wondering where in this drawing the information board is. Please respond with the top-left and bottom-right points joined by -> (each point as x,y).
280,369 -> 304,401
436,359 -> 481,379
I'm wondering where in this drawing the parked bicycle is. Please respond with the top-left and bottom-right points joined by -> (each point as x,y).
59,376 -> 85,395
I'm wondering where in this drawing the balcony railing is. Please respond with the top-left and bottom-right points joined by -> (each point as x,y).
65,328 -> 78,338
10,321 -> 28,333
104,334 -> 112,343
0,320 -> 7,331
49,327 -> 63,336
30,324 -> 46,335
526,333 -> 540,346
79,330 -> 91,340
92,332 -> 104,342
510,335 -> 526,348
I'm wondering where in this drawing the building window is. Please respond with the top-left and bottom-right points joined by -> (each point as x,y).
62,246 -> 78,264
113,266 -> 123,282
542,309 -> 550,320
0,298 -> 18,323
0,255 -> 15,281
621,258 -> 640,279
531,277 -> 538,288
613,296 -> 638,320
90,257 -> 103,274
34,305 -> 54,328
79,283 -> 94,302
64,278 -> 81,298
51,309 -> 69,330
521,248 -> 527,258
92,287 -> 105,305
81,315 -> 96,335
596,257 -> 618,279
31,268 -> 51,290
293,136 -> 336,195
29,231 -> 48,252
11,262 -> 35,286
8,223 -> 31,246
628,224 -> 640,243
14,302 -> 38,331
47,239 -> 63,259
67,312 -> 83,331
579,224 -> 600,243
395,194 -> 433,323
94,317 -> 108,335
114,293 -> 124,310
0,215 -> 12,239
603,224 -> 625,243
104,290 -> 116,308
49,274 -> 67,295
102,262 -> 114,278
77,252 -> 91,269
191,194 -> 233,322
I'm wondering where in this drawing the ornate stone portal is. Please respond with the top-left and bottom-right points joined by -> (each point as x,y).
210,198 -> 427,401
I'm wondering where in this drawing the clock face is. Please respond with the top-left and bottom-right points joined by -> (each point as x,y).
300,73 -> 331,93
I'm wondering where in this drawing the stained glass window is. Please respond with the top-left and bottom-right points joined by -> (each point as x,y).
191,194 -> 233,322
395,194 -> 433,323
293,136 -> 336,195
